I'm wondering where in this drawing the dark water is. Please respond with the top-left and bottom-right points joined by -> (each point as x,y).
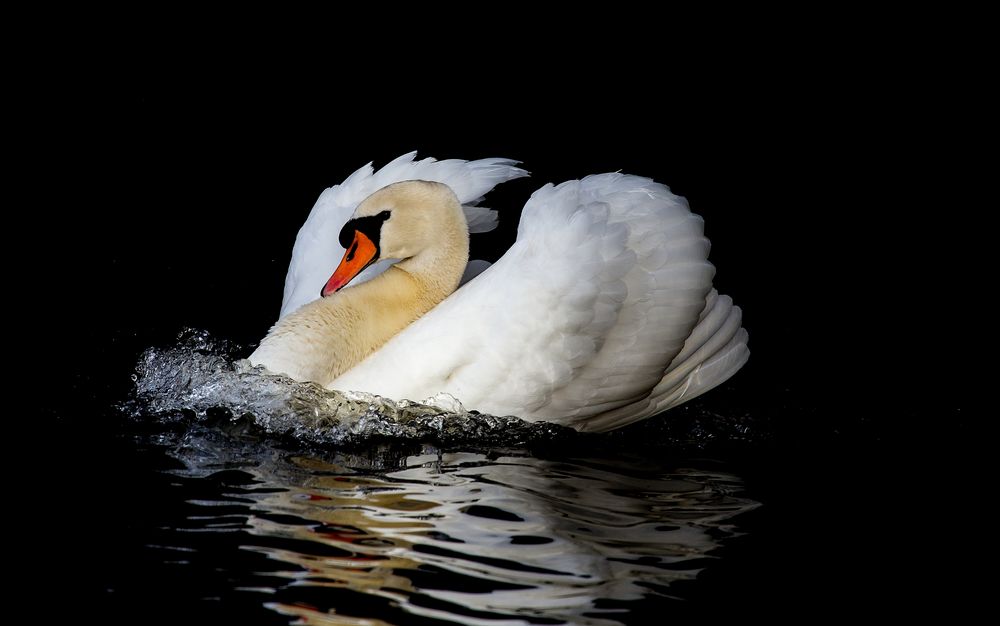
102,423 -> 755,625
30,329 -> 959,624
84,332 -> 758,624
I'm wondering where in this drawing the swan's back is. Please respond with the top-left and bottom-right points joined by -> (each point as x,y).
332,173 -> 748,431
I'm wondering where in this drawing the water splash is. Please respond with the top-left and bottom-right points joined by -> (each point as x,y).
129,329 -> 575,446
112,330 -> 764,624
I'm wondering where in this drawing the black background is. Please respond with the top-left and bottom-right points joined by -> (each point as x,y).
31,68 -> 946,422
21,45 -> 973,618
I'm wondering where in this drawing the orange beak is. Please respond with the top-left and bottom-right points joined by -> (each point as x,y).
321,231 -> 378,296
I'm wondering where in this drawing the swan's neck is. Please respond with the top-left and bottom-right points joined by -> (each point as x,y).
249,225 -> 468,387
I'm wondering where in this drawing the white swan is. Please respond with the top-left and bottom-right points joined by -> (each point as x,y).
250,152 -> 748,432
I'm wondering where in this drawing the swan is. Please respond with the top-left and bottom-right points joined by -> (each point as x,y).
250,152 -> 748,432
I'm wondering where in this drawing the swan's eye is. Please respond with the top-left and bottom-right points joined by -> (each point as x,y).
339,210 -> 392,249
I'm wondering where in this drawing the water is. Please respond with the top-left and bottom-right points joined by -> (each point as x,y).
128,329 -> 579,447
52,330 -> 761,624
39,329 -> 928,623
113,424 -> 755,625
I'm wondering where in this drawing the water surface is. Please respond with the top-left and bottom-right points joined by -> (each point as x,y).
68,330 -> 762,624
108,422 -> 755,625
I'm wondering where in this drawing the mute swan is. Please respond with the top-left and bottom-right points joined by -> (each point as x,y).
250,153 -> 748,432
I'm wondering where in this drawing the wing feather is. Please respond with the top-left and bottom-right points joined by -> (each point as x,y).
332,173 -> 747,430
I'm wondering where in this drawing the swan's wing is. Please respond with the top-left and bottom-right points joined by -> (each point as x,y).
459,259 -> 491,287
279,152 -> 528,318
332,174 -> 747,430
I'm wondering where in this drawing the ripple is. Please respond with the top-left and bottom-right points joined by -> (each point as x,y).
117,424 -> 759,625
113,329 -> 760,624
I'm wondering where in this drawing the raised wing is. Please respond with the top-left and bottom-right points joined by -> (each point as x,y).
332,174 -> 748,430
280,152 -> 528,318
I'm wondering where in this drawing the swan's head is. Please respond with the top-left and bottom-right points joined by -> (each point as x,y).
321,180 -> 464,296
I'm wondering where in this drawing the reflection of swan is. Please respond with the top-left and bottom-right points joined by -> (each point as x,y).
169,439 -> 757,626
250,153 -> 748,432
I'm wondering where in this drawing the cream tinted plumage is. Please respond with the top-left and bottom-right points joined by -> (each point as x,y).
250,180 -> 473,385
277,152 -> 526,319
250,153 -> 748,432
